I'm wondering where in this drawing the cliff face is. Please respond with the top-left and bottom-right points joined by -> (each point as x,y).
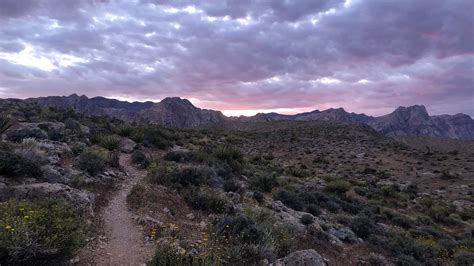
368,105 -> 474,140
23,95 -> 474,139
27,94 -> 225,128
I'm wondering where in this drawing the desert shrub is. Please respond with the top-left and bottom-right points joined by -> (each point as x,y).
350,215 -> 376,239
133,126 -> 174,149
286,166 -> 309,178
325,200 -> 341,213
0,114 -> 13,134
78,151 -> 106,175
70,142 -> 87,156
253,192 -> 264,204
439,170 -> 458,180
300,214 -> 314,225
164,150 -> 207,163
224,179 -> 239,192
306,204 -> 322,216
274,190 -> 303,211
113,124 -> 133,137
216,215 -> 265,244
109,150 -> 120,168
213,145 -> 244,172
184,188 -> 227,213
0,199 -> 84,263
148,241 -> 218,266
176,167 -> 210,187
14,138 -> 48,166
6,128 -> 47,142
0,150 -> 42,178
131,150 -> 149,168
251,174 -> 278,192
454,252 -> 474,266
98,134 -> 121,151
147,161 -> 179,185
325,180 -> 351,194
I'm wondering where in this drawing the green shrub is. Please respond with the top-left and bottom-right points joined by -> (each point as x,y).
286,166 -> 309,178
98,135 -> 121,151
253,192 -> 265,204
350,215 -> 375,239
300,214 -> 314,225
0,150 -> 42,178
213,145 -> 244,172
224,179 -> 240,192
306,204 -> 322,216
131,150 -> 149,168
0,114 -> 13,134
454,252 -> 474,266
164,150 -> 207,163
0,199 -> 84,263
78,151 -> 106,175
184,188 -> 227,213
6,128 -> 47,142
113,124 -> 133,137
251,174 -> 278,192
325,180 -> 351,194
274,190 -> 303,211
148,241 -> 218,266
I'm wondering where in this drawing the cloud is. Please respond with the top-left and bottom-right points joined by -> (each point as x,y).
0,0 -> 472,116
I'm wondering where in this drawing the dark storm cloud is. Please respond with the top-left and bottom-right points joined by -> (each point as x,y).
0,0 -> 472,116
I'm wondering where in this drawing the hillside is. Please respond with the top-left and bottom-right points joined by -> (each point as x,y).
0,101 -> 473,265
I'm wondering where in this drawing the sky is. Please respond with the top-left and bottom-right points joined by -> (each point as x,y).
0,0 -> 473,116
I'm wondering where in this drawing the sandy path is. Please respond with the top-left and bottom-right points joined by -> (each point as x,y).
78,154 -> 154,266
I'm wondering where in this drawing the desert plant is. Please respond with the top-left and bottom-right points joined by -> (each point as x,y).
0,150 -> 42,178
300,214 -> 314,225
274,190 -> 303,211
98,135 -> 121,151
78,151 -> 106,175
6,128 -> 48,142
0,199 -> 84,263
0,114 -> 13,134
325,180 -> 351,194
184,188 -> 227,213
131,150 -> 150,168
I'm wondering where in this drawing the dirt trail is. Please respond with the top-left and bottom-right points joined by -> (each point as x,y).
78,154 -> 154,266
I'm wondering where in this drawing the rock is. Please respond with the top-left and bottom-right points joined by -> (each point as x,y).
268,200 -> 318,233
452,200 -> 473,212
143,214 -> 163,226
186,213 -> 195,220
120,138 -> 137,153
327,227 -> 362,244
0,183 -> 95,221
270,249 -> 325,266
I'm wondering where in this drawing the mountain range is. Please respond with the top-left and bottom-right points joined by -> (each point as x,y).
16,94 -> 474,140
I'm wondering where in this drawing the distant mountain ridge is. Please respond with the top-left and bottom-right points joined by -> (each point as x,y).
18,94 -> 474,140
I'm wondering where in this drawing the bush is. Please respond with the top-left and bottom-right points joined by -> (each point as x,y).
253,192 -> 265,204
113,124 -> 133,137
215,215 -> 265,244
454,252 -> 474,266
274,190 -> 303,211
251,174 -> 278,192
350,216 -> 375,239
131,150 -> 149,168
6,128 -> 48,142
306,204 -> 322,216
184,188 -> 227,213
78,151 -> 106,175
0,114 -> 13,134
164,150 -> 206,163
0,199 -> 85,263
98,135 -> 121,151
213,145 -> 244,172
300,214 -> 314,225
325,180 -> 351,194
224,179 -> 239,192
0,150 -> 42,178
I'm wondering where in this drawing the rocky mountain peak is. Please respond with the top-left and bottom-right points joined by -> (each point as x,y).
391,105 -> 430,122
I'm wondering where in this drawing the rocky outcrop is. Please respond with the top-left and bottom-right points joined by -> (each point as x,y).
270,249 -> 325,266
28,95 -> 225,128
140,97 -> 226,128
120,138 -> 137,153
368,105 -> 474,139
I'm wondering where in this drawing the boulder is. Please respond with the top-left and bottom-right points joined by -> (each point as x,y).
268,200 -> 318,233
270,249 -> 325,266
120,138 -> 137,153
